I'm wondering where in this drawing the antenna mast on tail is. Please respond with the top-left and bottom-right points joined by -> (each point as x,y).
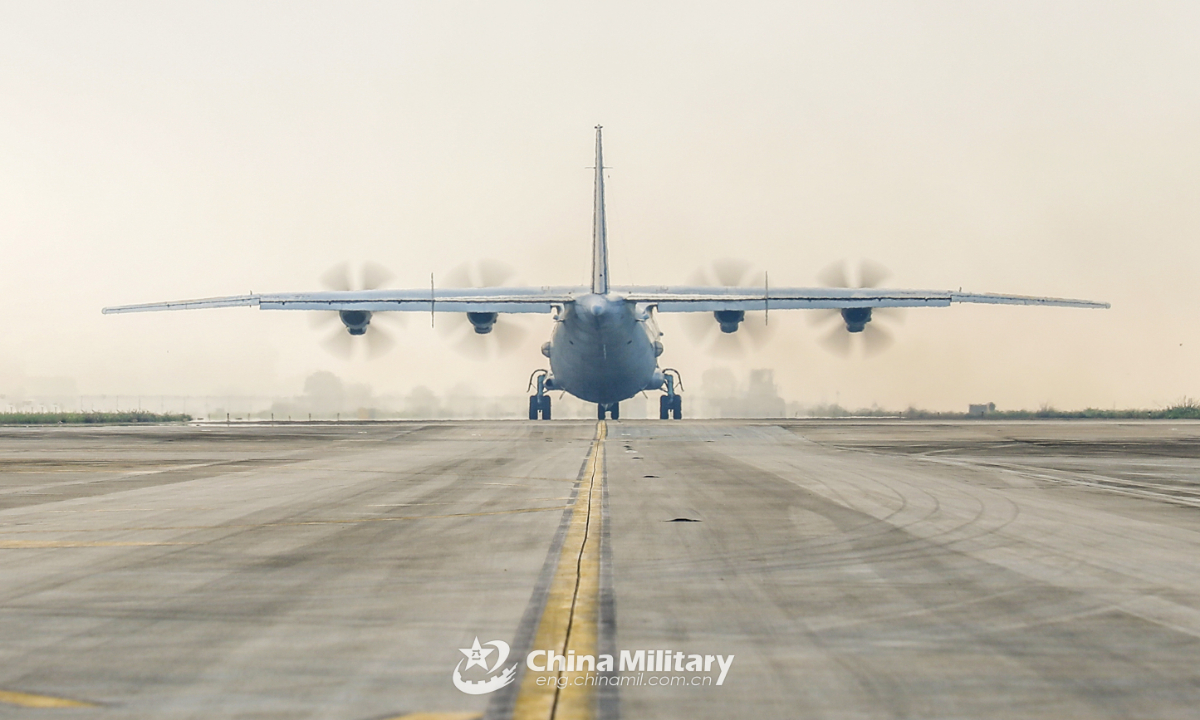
591,125 -> 609,294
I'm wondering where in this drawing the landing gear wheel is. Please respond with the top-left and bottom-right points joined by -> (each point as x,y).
611,403 -> 619,420
529,394 -> 551,420
527,370 -> 552,421
597,403 -> 606,420
597,403 -> 619,420
660,394 -> 682,419
659,369 -> 685,421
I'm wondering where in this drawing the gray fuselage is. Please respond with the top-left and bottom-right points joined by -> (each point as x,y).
548,294 -> 662,405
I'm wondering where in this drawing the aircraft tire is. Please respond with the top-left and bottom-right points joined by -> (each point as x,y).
529,396 -> 540,420
597,403 -> 606,420
672,395 -> 683,420
659,395 -> 670,420
611,403 -> 620,420
540,395 -> 552,420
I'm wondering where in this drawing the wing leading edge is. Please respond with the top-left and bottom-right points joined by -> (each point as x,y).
101,287 -> 584,315
615,286 -> 1108,312
103,285 -> 1108,315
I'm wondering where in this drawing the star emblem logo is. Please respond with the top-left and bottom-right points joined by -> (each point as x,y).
460,636 -> 494,671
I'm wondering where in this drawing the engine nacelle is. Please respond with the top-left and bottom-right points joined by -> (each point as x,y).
841,307 -> 872,333
713,310 -> 745,334
467,312 -> 498,334
339,310 -> 372,335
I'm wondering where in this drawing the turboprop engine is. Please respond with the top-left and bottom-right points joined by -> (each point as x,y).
713,310 -> 745,333
339,310 -> 372,335
467,312 -> 499,334
840,307 -> 872,333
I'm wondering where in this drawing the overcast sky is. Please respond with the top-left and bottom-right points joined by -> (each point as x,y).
2,1 -> 1198,411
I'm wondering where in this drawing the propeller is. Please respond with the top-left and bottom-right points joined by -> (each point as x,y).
310,261 -> 401,360
321,261 -> 394,293
438,260 -> 528,360
445,258 -> 515,290
810,259 -> 902,357
682,258 -> 774,357
816,258 -> 891,291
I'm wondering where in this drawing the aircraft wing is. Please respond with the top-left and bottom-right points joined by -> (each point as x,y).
102,287 -> 586,315
614,286 -> 1109,312
103,285 -> 1109,315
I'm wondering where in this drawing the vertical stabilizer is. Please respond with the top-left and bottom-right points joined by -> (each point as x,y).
591,125 -> 609,294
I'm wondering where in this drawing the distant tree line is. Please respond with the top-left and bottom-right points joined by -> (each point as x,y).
0,411 -> 192,425
806,399 -> 1200,420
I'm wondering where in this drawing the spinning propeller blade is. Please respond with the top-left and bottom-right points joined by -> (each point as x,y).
812,259 -> 902,357
439,260 -> 528,360
682,258 -> 774,356
311,262 -> 400,360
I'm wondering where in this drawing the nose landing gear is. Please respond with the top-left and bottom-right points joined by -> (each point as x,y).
527,370 -> 552,420
598,403 -> 620,420
659,368 -> 683,420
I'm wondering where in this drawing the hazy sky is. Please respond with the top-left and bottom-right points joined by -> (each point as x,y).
2,1 -> 1198,411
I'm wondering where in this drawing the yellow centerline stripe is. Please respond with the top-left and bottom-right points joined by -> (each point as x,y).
512,421 -> 606,720
0,689 -> 95,708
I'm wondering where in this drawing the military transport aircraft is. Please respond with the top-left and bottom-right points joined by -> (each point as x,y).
104,127 -> 1108,420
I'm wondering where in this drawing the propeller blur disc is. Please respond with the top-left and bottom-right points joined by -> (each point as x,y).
440,260 -> 528,361
683,258 -> 774,356
321,261 -> 394,292
812,259 -> 901,357
312,262 -> 400,360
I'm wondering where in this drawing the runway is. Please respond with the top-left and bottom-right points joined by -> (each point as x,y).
1,420 -> 1199,718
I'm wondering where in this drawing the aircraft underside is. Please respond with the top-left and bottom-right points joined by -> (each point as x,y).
533,294 -> 680,420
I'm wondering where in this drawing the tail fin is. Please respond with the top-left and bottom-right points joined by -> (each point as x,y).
591,125 -> 609,294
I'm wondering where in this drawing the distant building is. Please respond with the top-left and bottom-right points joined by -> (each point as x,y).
701,368 -> 787,418
745,370 -> 787,418
968,402 -> 996,417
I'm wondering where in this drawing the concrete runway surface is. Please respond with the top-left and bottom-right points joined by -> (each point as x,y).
1,420 -> 1200,719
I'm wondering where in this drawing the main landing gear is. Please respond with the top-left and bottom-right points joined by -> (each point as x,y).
659,394 -> 681,420
528,370 -> 551,420
659,368 -> 683,420
598,403 -> 620,420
